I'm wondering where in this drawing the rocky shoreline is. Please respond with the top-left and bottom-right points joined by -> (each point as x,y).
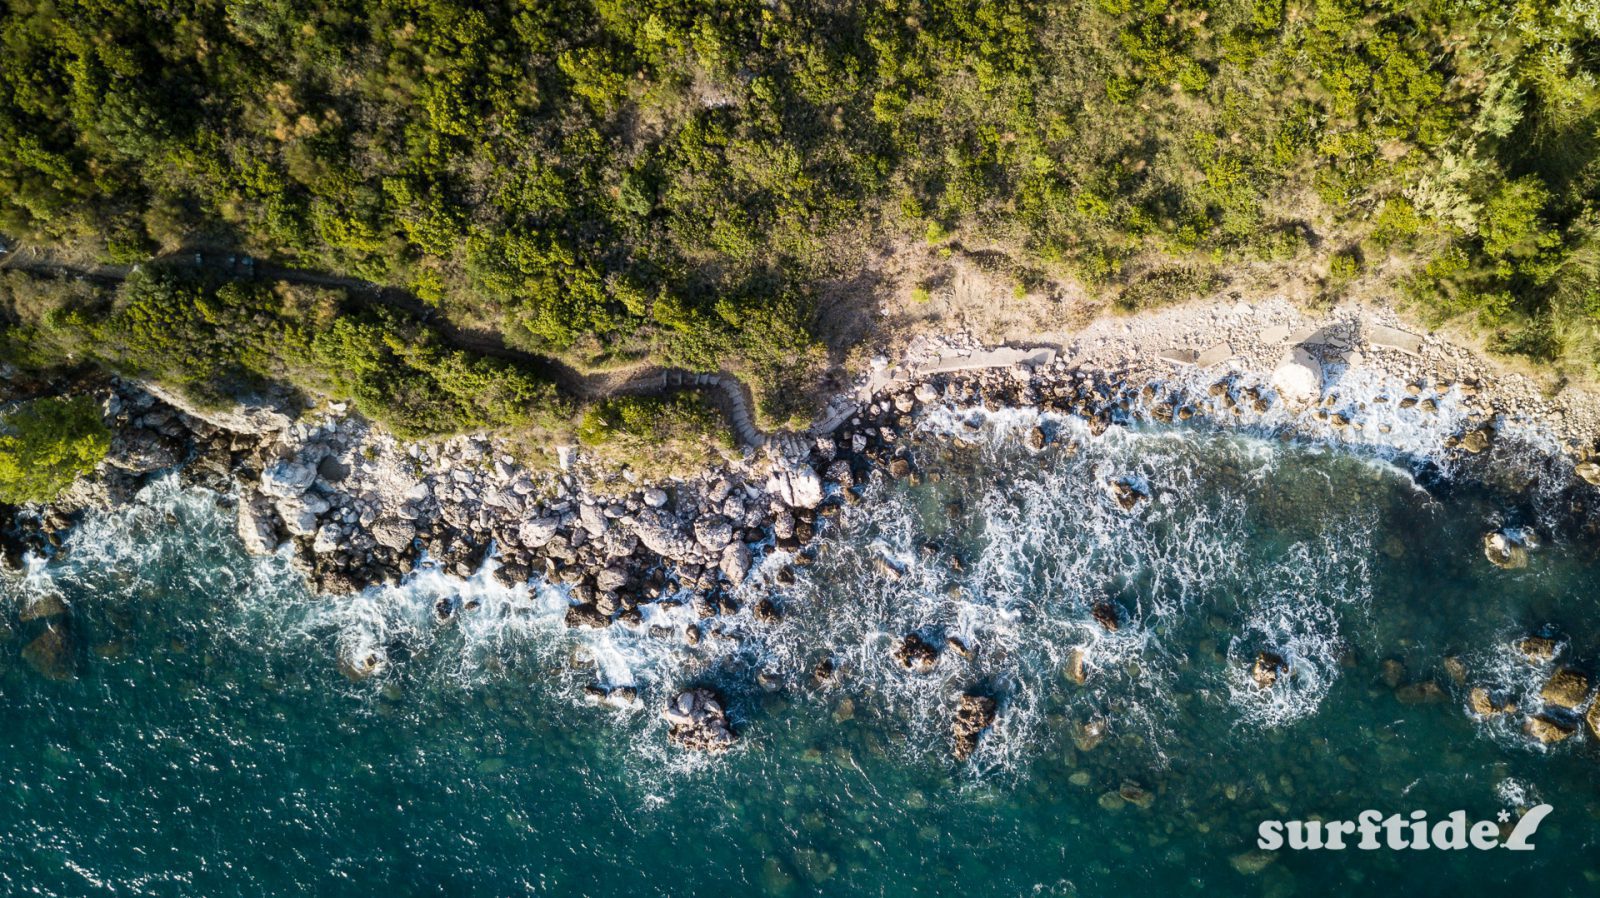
9,299 -> 1600,758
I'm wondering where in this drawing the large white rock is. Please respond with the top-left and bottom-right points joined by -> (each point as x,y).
260,459 -> 317,498
237,492 -> 283,555
766,464 -> 823,509
1270,347 -> 1322,407
517,516 -> 560,548
719,541 -> 752,584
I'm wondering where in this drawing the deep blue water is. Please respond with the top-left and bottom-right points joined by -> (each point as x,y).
4,415 -> 1600,896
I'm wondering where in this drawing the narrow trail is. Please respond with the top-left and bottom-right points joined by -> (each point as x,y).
0,242 -> 818,450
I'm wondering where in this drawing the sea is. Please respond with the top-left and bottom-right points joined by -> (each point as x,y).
3,381 -> 1599,896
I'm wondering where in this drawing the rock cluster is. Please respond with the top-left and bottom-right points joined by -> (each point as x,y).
662,688 -> 737,753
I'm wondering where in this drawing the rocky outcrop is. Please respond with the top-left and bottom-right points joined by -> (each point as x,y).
1250,651 -> 1287,689
1539,669 -> 1591,709
951,693 -> 998,761
1483,530 -> 1535,569
892,633 -> 940,673
662,688 -> 737,753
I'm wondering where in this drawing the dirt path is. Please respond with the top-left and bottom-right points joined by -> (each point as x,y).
0,243 -> 782,448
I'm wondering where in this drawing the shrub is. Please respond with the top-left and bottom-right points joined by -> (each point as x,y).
0,396 -> 112,504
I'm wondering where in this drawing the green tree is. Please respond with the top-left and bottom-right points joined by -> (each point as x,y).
0,395 -> 112,504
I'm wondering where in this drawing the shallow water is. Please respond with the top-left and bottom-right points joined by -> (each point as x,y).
4,416 -> 1600,896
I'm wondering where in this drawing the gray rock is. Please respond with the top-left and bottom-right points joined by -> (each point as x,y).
643,487 -> 670,508
517,517 -> 560,548
261,459 -> 317,498
694,515 -> 734,550
237,491 -> 283,555
767,464 -> 824,509
720,541 -> 752,584
369,517 -> 415,552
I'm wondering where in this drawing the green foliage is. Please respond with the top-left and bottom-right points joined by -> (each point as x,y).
577,393 -> 733,476
0,395 -> 111,504
5,0 -> 1600,380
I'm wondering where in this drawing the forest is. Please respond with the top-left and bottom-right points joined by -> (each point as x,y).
3,0 -> 1600,436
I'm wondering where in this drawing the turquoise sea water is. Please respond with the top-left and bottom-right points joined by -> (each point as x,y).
4,415 -> 1599,896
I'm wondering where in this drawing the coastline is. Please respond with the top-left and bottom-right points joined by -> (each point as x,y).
7,293 -> 1600,752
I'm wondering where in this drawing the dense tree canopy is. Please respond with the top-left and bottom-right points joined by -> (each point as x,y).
4,0 -> 1600,403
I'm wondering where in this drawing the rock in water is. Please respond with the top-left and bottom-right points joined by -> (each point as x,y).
662,688 -> 737,753
1524,714 -> 1576,744
1107,478 -> 1147,511
1515,635 -> 1558,664
1483,530 -> 1533,569
1539,669 -> 1591,709
1090,602 -> 1120,632
1250,651 -> 1288,689
338,646 -> 386,682
1469,687 -> 1516,717
891,633 -> 940,673
951,693 -> 998,761
1574,459 -> 1600,486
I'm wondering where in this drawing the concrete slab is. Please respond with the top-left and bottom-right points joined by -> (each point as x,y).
1365,322 -> 1424,356
1158,348 -> 1199,365
1195,342 -> 1234,367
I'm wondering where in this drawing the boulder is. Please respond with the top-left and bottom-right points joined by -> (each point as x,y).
1524,714 -> 1576,744
662,688 -> 738,753
719,541 -> 752,584
260,459 -> 317,498
1091,601 -> 1121,632
1516,635 -> 1559,664
311,522 -> 345,554
1270,347 -> 1321,406
642,487 -> 670,509
1460,427 -> 1493,454
693,515 -> 734,550
892,633 -> 940,673
1483,530 -> 1533,569
516,516 -> 560,548
105,428 -> 180,473
1575,459 -> 1600,486
564,602 -> 611,629
595,565 -> 630,593
951,693 -> 998,761
767,464 -> 824,509
237,491 -> 284,555
632,510 -> 697,559
1588,698 -> 1600,741
369,517 -> 415,553
1539,669 -> 1591,709
1469,687 -> 1516,717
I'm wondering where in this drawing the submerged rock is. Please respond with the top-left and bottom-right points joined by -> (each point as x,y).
662,688 -> 737,753
22,624 -> 75,681
951,693 -> 998,761
1090,602 -> 1121,632
1071,716 -> 1107,752
1066,647 -> 1089,685
337,646 -> 386,681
